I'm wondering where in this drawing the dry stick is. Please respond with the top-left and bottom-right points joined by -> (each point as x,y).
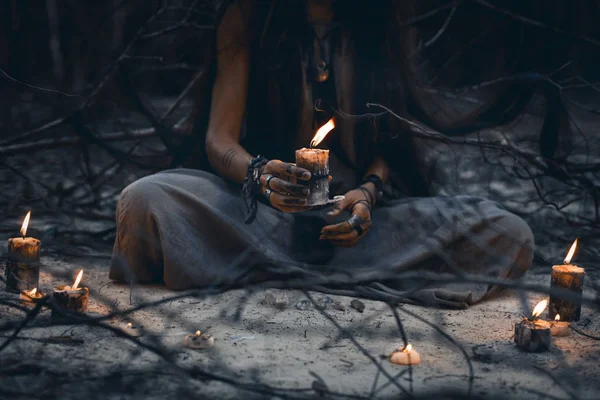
472,0 -> 600,48
398,306 -> 474,398
0,127 -> 156,156
302,291 -> 410,397
532,365 -> 579,400
0,300 -> 317,400
569,325 -> 600,340
0,4 -> 171,149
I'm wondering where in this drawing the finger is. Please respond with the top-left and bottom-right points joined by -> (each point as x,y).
265,161 -> 311,181
269,191 -> 308,207
321,219 -> 354,235
326,197 -> 350,216
328,175 -> 332,183
320,230 -> 358,241
260,175 -> 308,197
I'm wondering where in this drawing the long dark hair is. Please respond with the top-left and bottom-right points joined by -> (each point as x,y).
206,0 -> 430,194
192,0 -> 573,196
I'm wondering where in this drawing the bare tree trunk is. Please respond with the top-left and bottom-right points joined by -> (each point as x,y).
45,0 -> 64,83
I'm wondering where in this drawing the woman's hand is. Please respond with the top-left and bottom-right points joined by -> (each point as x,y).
260,160 -> 313,213
319,186 -> 374,247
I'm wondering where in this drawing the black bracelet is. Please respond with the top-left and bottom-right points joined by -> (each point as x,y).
242,155 -> 269,224
362,174 -> 384,201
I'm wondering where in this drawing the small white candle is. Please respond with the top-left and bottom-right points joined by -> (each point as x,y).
390,344 -> 421,365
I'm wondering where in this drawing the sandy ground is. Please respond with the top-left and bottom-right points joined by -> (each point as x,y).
1,253 -> 599,399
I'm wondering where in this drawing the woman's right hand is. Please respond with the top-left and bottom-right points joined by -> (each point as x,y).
259,160 -> 313,213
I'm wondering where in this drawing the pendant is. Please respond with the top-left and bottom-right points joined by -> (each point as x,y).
316,60 -> 329,83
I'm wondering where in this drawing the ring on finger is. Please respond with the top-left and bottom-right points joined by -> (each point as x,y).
354,225 -> 365,237
265,188 -> 273,201
348,214 -> 363,229
265,174 -> 276,191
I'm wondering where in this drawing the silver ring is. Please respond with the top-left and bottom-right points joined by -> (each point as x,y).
265,174 -> 275,191
265,188 -> 272,200
348,215 -> 362,229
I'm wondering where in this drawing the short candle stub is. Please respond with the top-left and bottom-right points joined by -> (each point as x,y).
51,285 -> 89,319
514,320 -> 552,352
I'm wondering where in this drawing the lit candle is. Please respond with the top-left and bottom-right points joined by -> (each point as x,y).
52,269 -> 89,318
5,211 -> 41,293
19,287 -> 47,307
514,300 -> 552,352
549,239 -> 585,321
549,314 -> 570,337
389,344 -> 421,365
184,330 -> 215,349
295,118 -> 335,206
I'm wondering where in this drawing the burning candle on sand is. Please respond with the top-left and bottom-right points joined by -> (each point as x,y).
295,118 -> 335,206
549,239 -> 585,321
184,330 -> 215,349
52,269 -> 89,317
390,344 -> 421,365
6,211 -> 41,293
514,300 -> 552,352
19,287 -> 47,307
550,314 -> 570,337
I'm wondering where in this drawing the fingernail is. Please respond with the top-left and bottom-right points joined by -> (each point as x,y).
302,172 -> 311,179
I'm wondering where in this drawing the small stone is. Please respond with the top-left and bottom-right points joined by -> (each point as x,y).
472,345 -> 498,364
350,299 -> 365,313
333,301 -> 346,311
315,296 -> 334,309
296,299 -> 312,310
264,290 -> 289,310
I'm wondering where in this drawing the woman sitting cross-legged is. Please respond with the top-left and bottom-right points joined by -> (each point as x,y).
109,0 -> 534,308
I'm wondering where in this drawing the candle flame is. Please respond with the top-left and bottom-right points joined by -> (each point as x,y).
310,118 -> 335,147
403,344 -> 412,353
555,314 -> 560,321
531,300 -> 548,318
20,211 -> 31,237
72,269 -> 83,290
29,288 -> 37,296
195,330 -> 201,337
564,238 -> 578,264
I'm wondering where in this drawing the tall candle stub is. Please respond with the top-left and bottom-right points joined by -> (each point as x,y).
295,118 -> 335,206
296,148 -> 329,206
549,239 -> 585,321
5,211 -> 41,293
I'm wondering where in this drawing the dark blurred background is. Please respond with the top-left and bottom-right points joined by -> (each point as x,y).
0,0 -> 599,257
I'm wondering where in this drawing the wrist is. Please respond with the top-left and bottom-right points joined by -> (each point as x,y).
361,174 -> 384,203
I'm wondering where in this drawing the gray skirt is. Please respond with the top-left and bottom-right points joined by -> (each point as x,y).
109,169 -> 534,308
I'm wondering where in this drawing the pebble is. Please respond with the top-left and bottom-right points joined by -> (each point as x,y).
295,299 -> 312,310
472,344 -> 499,364
350,299 -> 365,313
315,296 -> 334,309
264,290 -> 289,310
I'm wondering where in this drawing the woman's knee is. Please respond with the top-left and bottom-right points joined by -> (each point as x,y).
493,210 -> 534,249
117,174 -> 168,220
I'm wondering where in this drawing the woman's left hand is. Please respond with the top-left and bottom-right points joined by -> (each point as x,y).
319,187 -> 373,247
